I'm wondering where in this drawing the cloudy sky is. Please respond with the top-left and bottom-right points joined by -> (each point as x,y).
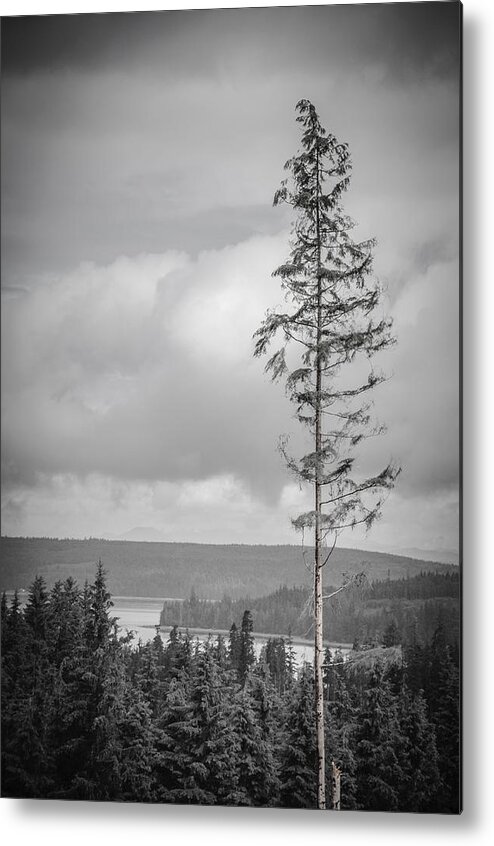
1,2 -> 461,558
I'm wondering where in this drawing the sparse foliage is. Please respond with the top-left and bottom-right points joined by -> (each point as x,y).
254,99 -> 400,808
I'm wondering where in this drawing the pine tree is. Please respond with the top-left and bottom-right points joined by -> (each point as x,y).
134,638 -> 164,719
233,681 -> 280,806
24,575 -> 50,644
396,685 -> 441,812
238,610 -> 255,683
265,637 -> 289,694
1,592 -> 27,795
354,662 -> 405,811
213,633 -> 228,667
325,658 -> 358,809
1,579 -> 56,797
286,628 -> 296,688
1,590 -> 28,690
158,645 -> 240,806
254,98 -> 399,808
86,649 -> 155,802
85,559 -> 116,650
49,565 -> 121,799
48,578 -> 84,666
425,624 -> 460,812
113,680 -> 156,802
188,646 -> 241,805
153,673 -> 196,802
163,625 -> 193,679
250,661 -> 285,756
228,621 -> 241,672
279,664 -> 317,808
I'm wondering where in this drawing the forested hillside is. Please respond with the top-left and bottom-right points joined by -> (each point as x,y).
1,565 -> 459,811
160,571 -> 460,647
0,536 -> 457,599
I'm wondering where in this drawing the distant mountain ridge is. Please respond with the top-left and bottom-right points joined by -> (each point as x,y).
112,528 -> 459,566
392,546 -> 459,566
0,536 -> 457,599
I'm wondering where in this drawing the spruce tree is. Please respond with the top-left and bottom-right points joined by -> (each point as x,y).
238,610 -> 255,683
213,633 -> 228,667
250,661 -> 285,756
85,559 -> 116,650
154,674 -> 196,802
286,629 -> 296,688
24,575 -> 50,645
188,646 -> 241,805
1,579 -> 55,797
265,637 -> 289,694
158,645 -> 240,806
48,578 -> 84,667
254,98 -> 399,808
354,662 -> 405,811
228,621 -> 241,672
50,565 -> 120,799
325,658 -> 358,809
1,590 -> 28,690
425,625 -> 460,812
233,681 -> 280,806
396,685 -> 441,812
113,681 -> 156,802
279,664 -> 317,809
86,649 -> 155,802
134,638 -> 164,719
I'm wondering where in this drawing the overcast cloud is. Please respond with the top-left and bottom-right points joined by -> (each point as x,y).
1,3 -> 460,557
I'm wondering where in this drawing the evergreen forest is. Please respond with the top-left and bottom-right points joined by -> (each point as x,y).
161,571 -> 460,648
0,536 -> 456,599
1,564 -> 460,812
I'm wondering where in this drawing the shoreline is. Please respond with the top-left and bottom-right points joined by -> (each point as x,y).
149,623 -> 352,651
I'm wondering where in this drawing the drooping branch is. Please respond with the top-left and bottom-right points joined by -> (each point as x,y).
253,99 -> 400,811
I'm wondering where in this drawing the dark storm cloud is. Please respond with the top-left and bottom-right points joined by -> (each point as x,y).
1,3 -> 460,285
1,11 -> 187,74
2,4 -> 460,81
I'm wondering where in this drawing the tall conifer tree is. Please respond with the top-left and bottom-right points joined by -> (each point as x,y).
279,663 -> 317,809
254,99 -> 399,808
238,610 -> 255,683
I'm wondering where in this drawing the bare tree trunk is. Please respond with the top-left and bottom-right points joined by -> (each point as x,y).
331,761 -> 341,810
314,142 -> 326,811
314,500 -> 325,809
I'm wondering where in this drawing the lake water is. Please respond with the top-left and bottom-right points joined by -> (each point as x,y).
112,595 -> 165,642
112,596 -> 352,666
4,592 -> 352,667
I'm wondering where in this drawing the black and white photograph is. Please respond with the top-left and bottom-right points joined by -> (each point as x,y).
1,0 -> 462,819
